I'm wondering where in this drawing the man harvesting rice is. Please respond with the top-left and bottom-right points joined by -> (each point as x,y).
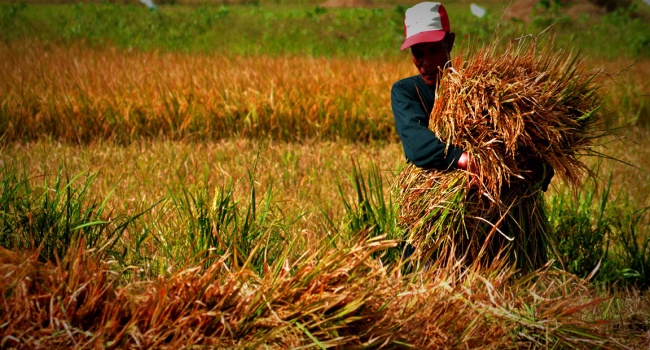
392,2 -> 470,173
392,2 -> 577,271
392,1 -> 552,188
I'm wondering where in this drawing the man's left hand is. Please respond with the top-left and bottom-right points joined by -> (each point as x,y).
523,159 -> 555,192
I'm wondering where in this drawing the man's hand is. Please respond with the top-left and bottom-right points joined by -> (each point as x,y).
523,159 -> 554,192
541,164 -> 554,191
457,152 -> 469,170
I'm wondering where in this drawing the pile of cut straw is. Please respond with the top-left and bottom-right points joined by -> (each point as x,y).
397,35 -> 605,271
4,237 -> 642,348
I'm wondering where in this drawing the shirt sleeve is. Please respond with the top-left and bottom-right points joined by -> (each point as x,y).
391,80 -> 463,170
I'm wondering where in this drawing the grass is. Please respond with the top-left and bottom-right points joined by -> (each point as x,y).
548,163 -> 650,287
0,165 -> 155,265
1,1 -> 649,57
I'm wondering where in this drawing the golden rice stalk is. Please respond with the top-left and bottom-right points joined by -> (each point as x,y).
2,238 -> 643,349
397,34 -> 605,270
434,34 -> 604,197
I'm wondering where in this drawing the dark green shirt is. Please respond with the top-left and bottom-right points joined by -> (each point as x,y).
391,74 -> 463,170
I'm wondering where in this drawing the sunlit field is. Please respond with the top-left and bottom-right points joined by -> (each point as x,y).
2,0 -> 650,348
0,41 -> 401,143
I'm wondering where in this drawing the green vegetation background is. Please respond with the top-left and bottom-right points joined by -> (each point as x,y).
1,0 -> 649,58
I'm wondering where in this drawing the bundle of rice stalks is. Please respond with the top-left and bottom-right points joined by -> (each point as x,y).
397,34 -> 605,271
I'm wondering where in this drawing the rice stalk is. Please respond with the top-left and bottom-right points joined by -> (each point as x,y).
1,232 -> 644,348
397,33 -> 606,272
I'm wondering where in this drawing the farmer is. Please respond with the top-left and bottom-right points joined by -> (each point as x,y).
392,2 -> 553,270
391,1 -> 552,190
391,2 -> 469,172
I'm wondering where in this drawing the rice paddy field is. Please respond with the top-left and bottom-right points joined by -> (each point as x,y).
1,0 -> 650,348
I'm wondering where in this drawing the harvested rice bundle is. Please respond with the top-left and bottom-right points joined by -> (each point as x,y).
397,35 -> 604,271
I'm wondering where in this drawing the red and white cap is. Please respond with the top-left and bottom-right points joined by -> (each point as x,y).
401,2 -> 451,51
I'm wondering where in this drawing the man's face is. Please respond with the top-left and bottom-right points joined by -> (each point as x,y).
411,40 -> 452,86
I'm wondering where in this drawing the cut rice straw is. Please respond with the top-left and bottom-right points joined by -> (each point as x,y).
396,33 -> 606,272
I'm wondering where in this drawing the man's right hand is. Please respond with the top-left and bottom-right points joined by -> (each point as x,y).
457,152 -> 469,170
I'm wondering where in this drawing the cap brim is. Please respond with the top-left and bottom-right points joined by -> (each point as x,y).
400,30 -> 447,50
